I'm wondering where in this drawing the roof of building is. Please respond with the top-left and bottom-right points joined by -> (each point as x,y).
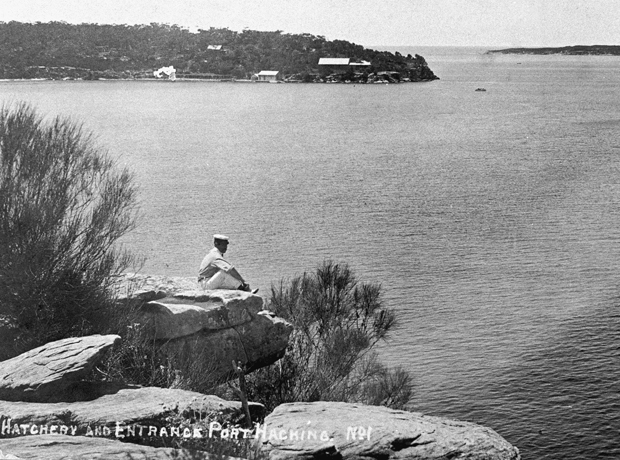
257,70 -> 280,76
350,60 -> 371,66
318,58 -> 350,66
207,45 -> 222,50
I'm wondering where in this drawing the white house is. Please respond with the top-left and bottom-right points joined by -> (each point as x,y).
318,57 -> 371,74
318,58 -> 350,66
257,70 -> 280,82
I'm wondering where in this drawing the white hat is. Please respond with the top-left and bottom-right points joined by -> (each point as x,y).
213,234 -> 230,242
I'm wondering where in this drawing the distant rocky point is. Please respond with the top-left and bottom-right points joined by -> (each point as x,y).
487,45 -> 620,56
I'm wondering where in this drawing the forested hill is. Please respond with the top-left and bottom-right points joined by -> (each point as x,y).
487,45 -> 620,56
0,21 -> 438,81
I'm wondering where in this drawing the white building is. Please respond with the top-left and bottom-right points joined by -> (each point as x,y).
257,70 -> 280,82
317,58 -> 371,73
318,58 -> 350,66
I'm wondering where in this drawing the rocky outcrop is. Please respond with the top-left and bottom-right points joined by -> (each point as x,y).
0,335 -> 120,403
113,274 -> 197,303
0,435 -> 219,460
257,401 -> 520,460
115,274 -> 293,381
140,291 -> 264,340
0,334 -> 263,458
0,386 -> 264,440
0,334 -> 520,460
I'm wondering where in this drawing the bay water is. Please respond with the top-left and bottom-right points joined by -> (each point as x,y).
2,46 -> 619,459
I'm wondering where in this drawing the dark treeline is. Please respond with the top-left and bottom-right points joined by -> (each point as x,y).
0,21 -> 438,81
487,45 -> 620,55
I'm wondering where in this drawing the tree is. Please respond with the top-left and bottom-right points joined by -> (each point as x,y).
245,261 -> 413,412
0,104 -> 138,358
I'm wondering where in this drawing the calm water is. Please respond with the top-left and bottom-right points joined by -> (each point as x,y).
2,47 -> 620,459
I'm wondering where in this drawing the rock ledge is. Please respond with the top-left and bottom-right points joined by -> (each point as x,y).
258,401 -> 520,460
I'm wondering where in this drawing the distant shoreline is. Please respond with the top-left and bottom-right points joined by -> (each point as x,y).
0,78 -> 242,83
0,77 -> 434,84
486,45 -> 620,56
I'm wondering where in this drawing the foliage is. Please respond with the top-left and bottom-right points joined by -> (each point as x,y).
0,21 -> 437,81
92,322 -> 178,388
94,320 -> 229,395
245,261 -> 413,412
0,103 -> 138,358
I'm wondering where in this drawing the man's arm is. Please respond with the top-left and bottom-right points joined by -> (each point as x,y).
223,265 -> 245,283
212,258 -> 245,283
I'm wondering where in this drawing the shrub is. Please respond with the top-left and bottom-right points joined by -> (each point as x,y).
245,261 -> 413,412
94,322 -> 228,395
92,322 -> 177,388
0,103 -> 138,358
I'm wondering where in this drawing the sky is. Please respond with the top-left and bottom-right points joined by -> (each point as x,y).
2,0 -> 620,48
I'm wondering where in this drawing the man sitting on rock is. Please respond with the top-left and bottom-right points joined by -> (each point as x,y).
198,234 -> 256,292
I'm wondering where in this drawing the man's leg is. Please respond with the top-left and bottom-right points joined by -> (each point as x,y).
204,270 -> 241,290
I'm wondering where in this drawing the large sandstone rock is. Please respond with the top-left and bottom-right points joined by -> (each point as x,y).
0,335 -> 120,403
114,274 -> 293,382
113,273 -> 199,303
0,386 -> 264,444
235,313 -> 293,372
0,435 -> 225,460
140,290 -> 264,340
257,402 -> 520,460
158,308 -> 293,379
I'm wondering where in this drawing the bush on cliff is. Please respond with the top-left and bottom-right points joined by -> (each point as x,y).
0,103 -> 138,358
245,261 -> 413,412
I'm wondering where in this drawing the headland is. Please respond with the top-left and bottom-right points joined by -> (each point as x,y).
487,45 -> 620,56
0,22 -> 438,83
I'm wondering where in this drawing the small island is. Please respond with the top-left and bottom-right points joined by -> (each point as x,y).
0,21 -> 439,83
487,45 -> 620,56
